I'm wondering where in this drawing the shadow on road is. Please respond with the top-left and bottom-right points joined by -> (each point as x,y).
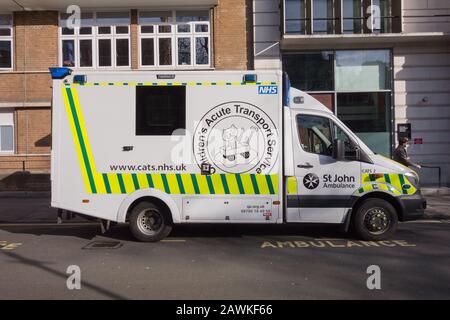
2,250 -> 127,299
0,224 -> 100,240
0,222 -> 350,242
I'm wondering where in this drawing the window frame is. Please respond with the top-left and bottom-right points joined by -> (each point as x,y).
0,13 -> 13,71
59,11 -> 131,70
0,109 -> 14,153
138,10 -> 212,69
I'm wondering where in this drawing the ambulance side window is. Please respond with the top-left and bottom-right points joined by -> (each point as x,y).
136,86 -> 186,136
296,114 -> 333,156
332,122 -> 359,160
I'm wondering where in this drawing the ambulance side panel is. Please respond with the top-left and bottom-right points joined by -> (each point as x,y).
51,71 -> 283,224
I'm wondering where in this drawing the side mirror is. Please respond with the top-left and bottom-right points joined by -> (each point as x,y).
332,139 -> 345,160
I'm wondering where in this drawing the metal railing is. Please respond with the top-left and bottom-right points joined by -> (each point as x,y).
421,165 -> 442,189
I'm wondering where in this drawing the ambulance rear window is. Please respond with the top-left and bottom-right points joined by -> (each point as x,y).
136,86 -> 186,136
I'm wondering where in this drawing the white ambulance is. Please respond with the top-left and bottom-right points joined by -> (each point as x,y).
49,68 -> 426,242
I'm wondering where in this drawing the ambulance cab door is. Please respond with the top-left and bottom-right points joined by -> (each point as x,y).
291,111 -> 361,223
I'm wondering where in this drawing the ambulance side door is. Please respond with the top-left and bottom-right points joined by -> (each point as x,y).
291,111 -> 361,223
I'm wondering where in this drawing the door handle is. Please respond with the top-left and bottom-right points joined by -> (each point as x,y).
297,163 -> 314,169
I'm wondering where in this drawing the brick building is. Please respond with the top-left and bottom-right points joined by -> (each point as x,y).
0,0 -> 253,189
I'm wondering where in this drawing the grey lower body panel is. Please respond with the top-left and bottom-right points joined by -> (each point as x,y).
287,195 -> 358,208
399,191 -> 427,222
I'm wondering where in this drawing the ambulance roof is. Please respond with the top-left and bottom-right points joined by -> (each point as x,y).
289,87 -> 333,115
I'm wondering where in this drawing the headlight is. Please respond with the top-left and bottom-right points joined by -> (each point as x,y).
405,172 -> 419,189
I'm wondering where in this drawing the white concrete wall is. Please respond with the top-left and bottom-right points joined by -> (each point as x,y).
394,45 -> 450,187
253,0 -> 281,69
403,0 -> 450,33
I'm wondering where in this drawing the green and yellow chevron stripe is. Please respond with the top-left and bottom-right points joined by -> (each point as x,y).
65,81 -> 278,88
62,87 -> 278,195
98,172 -> 278,195
357,173 -> 417,196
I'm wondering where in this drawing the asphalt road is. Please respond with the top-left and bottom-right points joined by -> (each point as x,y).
1,221 -> 449,299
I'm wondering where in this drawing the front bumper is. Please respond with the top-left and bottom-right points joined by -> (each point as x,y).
399,191 -> 427,222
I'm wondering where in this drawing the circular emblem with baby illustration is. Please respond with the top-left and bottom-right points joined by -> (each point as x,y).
193,101 -> 279,174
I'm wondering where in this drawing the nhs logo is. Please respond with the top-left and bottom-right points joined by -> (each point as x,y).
258,85 -> 278,95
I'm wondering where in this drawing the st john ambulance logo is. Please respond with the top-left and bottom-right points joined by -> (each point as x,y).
193,101 -> 279,174
303,173 -> 320,190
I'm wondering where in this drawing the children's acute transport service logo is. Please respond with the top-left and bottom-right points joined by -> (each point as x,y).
193,101 -> 279,174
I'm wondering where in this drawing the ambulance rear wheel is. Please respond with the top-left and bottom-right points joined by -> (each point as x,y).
129,201 -> 172,242
353,198 -> 398,241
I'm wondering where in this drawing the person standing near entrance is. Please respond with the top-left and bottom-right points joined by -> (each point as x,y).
393,137 -> 421,169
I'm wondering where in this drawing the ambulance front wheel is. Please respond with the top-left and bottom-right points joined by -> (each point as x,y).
129,201 -> 173,242
353,198 -> 398,241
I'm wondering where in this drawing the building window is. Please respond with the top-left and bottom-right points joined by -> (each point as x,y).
313,0 -> 334,34
0,14 -> 13,70
0,109 -> 14,153
136,86 -> 186,136
337,92 -> 391,155
282,52 -> 334,91
335,50 -> 391,91
343,0 -> 363,33
59,12 -> 131,69
372,0 -> 392,33
139,10 -> 211,68
285,0 -> 308,34
284,0 -> 398,35
283,49 -> 393,156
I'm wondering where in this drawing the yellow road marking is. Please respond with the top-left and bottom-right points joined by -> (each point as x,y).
260,239 -> 417,249
0,241 -> 23,250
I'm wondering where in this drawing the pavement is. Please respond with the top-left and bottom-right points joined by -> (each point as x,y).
0,193 -> 449,299
423,195 -> 450,220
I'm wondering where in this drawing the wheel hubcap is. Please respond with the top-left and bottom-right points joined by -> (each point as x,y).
137,209 -> 163,236
363,208 -> 391,235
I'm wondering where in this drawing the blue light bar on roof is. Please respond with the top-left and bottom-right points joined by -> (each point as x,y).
283,72 -> 291,107
49,67 -> 72,79
243,74 -> 257,83
73,75 -> 86,85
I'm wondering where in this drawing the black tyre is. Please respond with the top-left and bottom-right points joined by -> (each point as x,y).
129,201 -> 172,242
353,198 -> 398,241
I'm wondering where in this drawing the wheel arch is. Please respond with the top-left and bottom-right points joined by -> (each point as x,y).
351,191 -> 404,222
117,188 -> 180,223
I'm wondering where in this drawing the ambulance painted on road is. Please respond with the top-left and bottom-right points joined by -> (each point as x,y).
49,68 -> 426,242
